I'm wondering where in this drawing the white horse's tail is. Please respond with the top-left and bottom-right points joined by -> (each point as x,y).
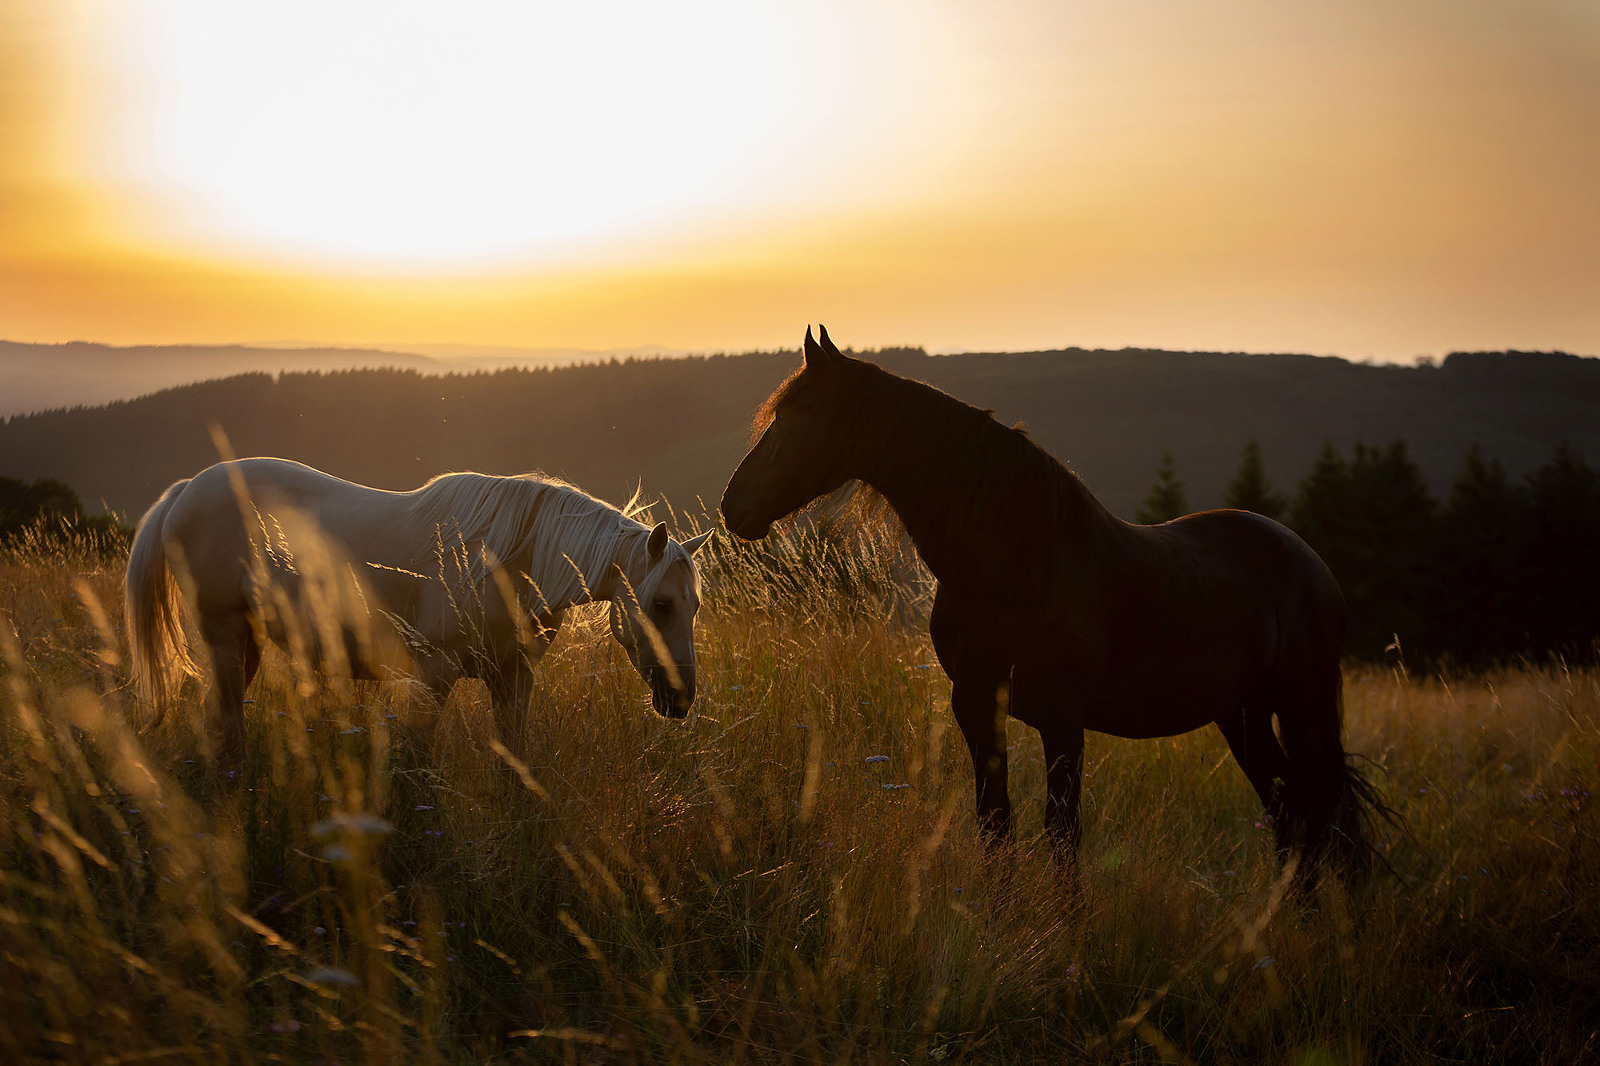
124,479 -> 201,715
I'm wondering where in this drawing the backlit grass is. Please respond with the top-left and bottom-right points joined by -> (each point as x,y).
0,525 -> 1595,1062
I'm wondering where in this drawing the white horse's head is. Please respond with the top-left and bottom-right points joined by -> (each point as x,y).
609,523 -> 711,718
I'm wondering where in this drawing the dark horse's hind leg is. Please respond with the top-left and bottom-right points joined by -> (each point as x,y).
1226,663 -> 1361,890
1216,709 -> 1295,866
1272,668 -> 1360,884
1040,726 -> 1085,870
202,609 -> 261,779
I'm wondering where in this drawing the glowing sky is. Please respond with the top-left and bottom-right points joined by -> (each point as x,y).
3,1 -> 1598,360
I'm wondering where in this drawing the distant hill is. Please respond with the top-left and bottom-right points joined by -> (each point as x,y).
0,346 -> 1595,523
387,342 -> 687,366
0,341 -> 438,417
0,340 -> 680,417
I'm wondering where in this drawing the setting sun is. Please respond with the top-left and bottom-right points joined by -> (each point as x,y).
86,2 -> 898,268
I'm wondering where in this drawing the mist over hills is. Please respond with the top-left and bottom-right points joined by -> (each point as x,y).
0,339 -> 685,418
0,345 -> 1595,524
0,341 -> 437,417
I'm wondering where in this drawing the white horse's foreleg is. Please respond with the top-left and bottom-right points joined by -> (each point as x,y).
487,659 -> 534,748
487,609 -> 563,749
400,650 -> 457,748
525,608 -> 564,668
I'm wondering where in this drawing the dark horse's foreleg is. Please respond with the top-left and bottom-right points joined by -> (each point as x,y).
1011,665 -> 1086,868
952,676 -> 1013,844
931,589 -> 1013,845
201,610 -> 260,779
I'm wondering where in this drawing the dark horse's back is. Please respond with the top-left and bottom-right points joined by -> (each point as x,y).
1078,507 -> 1344,740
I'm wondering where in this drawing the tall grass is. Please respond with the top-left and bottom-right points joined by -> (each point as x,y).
0,522 -> 1596,1062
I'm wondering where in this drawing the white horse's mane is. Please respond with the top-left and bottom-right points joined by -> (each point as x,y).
408,471 -> 696,612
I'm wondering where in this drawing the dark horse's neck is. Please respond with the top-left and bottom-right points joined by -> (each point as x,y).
844,364 -> 1115,602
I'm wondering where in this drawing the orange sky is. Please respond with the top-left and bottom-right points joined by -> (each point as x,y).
3,1 -> 1598,361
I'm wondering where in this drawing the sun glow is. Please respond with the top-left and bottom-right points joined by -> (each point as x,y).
85,1 -> 934,270
8,2 -> 1597,355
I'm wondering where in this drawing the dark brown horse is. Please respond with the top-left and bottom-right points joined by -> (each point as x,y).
721,326 -> 1385,886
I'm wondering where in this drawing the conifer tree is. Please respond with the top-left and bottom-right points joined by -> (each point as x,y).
1287,442 -> 1352,555
1223,439 -> 1285,519
1425,443 -> 1521,663
1290,439 -> 1436,658
1520,440 -> 1600,657
1135,451 -> 1189,524
1348,439 -> 1436,658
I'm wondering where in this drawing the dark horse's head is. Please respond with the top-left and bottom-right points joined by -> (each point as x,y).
721,325 -> 865,540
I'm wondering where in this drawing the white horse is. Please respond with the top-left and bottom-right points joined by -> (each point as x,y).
124,457 -> 710,768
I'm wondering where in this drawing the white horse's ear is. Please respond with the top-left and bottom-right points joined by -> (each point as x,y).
648,521 -> 669,559
682,530 -> 712,556
803,324 -> 838,369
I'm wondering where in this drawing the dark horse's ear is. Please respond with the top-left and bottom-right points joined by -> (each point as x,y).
817,324 -> 843,357
803,324 -> 842,370
648,521 -> 669,559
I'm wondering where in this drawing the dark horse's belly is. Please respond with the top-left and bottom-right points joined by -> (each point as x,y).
970,615 -> 1246,740
997,578 -> 1273,741
1081,681 -> 1244,739
1085,617 -> 1271,738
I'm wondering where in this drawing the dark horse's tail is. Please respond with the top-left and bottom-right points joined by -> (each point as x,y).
1297,660 -> 1399,887
1327,748 -> 1397,885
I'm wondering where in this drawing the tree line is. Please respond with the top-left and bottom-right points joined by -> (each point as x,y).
1137,439 -> 1600,665
0,476 -> 125,554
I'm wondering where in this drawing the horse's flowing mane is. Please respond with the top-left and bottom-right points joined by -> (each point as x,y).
750,367 -> 801,443
408,472 -> 694,612
832,362 -> 1116,596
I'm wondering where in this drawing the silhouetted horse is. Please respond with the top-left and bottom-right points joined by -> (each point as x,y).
126,458 -> 710,771
722,327 -> 1384,886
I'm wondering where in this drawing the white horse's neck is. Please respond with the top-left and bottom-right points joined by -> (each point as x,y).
405,471 -> 696,618
408,472 -> 667,614
582,528 -> 650,605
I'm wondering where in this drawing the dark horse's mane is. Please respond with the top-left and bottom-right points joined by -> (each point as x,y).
769,357 -> 1118,599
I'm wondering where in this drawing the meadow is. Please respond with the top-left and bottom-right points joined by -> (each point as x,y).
0,520 -> 1596,1063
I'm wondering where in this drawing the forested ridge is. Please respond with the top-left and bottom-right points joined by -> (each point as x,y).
3,345 -> 1595,520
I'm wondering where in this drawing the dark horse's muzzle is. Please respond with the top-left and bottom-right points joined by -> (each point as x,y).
719,473 -> 777,541
648,664 -> 694,719
719,499 -> 771,541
